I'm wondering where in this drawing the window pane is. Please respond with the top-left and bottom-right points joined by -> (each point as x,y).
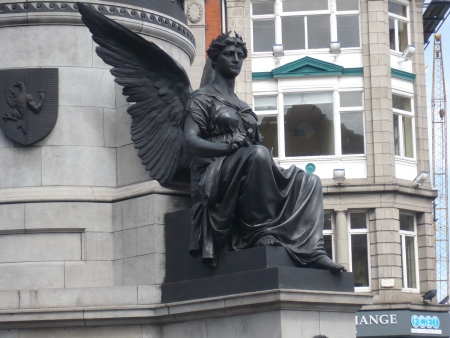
283,0 -> 328,12
337,15 -> 360,48
352,234 -> 369,287
350,212 -> 367,229
282,16 -> 305,50
324,212 -> 332,230
389,18 -> 396,50
255,96 -> 277,111
394,114 -> 400,155
340,92 -> 363,107
400,214 -> 414,232
257,116 -> 279,157
405,236 -> 417,288
324,234 -> 333,259
284,94 -> 334,157
398,20 -> 408,52
341,112 -> 365,155
253,2 -> 274,15
336,0 -> 359,11
393,94 -> 411,111
308,15 -> 331,49
253,20 -> 275,52
389,0 -> 407,17
403,116 -> 413,158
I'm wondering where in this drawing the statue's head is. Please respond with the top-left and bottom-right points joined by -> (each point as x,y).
207,31 -> 248,69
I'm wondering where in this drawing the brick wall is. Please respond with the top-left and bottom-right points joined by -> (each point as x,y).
205,0 -> 222,54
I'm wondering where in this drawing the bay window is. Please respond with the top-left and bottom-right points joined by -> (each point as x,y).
251,0 -> 360,53
400,213 -> 419,290
254,90 -> 365,159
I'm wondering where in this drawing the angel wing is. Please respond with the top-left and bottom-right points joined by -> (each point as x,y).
5,87 -> 17,108
77,2 -> 192,184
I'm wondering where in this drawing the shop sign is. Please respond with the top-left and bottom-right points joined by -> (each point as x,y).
356,310 -> 450,337
411,315 -> 441,334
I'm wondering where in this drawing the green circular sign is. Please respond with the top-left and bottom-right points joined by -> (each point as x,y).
305,163 -> 316,173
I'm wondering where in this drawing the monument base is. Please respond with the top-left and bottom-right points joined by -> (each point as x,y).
163,210 -> 355,303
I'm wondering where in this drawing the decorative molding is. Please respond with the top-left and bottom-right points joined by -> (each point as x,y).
252,72 -> 274,80
391,68 -> 416,82
0,288 -> 373,329
0,2 -> 196,62
252,57 -> 363,80
0,180 -> 190,204
0,228 -> 85,235
186,1 -> 203,24
342,68 -> 364,76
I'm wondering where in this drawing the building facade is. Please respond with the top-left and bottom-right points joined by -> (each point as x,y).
220,0 -> 450,336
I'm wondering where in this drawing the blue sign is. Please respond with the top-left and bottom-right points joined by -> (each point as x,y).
411,315 -> 440,329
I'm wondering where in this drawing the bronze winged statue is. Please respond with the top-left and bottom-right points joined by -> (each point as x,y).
78,3 -> 346,272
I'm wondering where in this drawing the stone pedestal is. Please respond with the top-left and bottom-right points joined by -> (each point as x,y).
0,209 -> 372,337
163,210 -> 355,303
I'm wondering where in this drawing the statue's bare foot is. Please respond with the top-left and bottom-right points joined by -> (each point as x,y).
310,256 -> 347,272
255,235 -> 282,247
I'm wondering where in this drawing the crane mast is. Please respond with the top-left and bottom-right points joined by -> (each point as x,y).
431,34 -> 449,302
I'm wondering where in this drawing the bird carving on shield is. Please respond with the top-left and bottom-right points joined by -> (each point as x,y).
4,82 -> 46,134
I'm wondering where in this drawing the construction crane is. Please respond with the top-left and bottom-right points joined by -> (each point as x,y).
431,34 -> 449,303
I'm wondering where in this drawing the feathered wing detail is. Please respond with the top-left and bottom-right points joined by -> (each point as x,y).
77,2 -> 192,184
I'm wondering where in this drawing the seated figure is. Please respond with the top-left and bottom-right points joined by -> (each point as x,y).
183,33 -> 345,272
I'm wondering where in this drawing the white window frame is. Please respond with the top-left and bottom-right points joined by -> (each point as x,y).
279,2 -> 330,51
323,210 -> 335,261
388,0 -> 410,54
251,0 -> 361,54
253,88 -> 365,160
348,211 -> 371,291
392,91 -> 415,159
339,90 -> 366,156
335,0 -> 361,49
399,212 -> 420,292
251,1 -> 276,54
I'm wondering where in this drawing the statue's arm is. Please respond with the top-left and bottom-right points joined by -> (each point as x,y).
183,114 -> 232,157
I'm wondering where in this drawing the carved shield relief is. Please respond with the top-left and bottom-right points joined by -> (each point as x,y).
0,68 -> 58,146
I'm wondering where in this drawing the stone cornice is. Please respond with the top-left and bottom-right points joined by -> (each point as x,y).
362,302 -> 450,312
323,182 -> 437,199
0,288 -> 373,330
0,1 -> 196,62
0,180 -> 190,204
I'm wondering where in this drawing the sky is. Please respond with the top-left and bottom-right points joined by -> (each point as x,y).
422,2 -> 450,302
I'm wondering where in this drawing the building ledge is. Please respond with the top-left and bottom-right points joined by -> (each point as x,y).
362,302 -> 450,313
0,287 -> 373,330
0,180 -> 190,204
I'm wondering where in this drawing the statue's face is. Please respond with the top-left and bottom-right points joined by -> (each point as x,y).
215,44 -> 245,78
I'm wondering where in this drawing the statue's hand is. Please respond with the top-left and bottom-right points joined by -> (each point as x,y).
230,133 -> 248,152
